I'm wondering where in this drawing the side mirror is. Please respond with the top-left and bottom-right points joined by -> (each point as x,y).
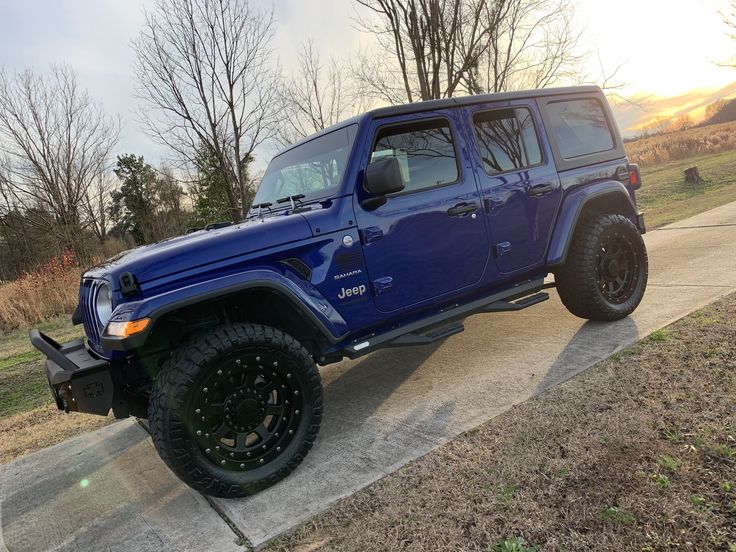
365,157 -> 405,194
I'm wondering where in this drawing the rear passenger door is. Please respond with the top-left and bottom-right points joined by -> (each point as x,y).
461,101 -> 561,274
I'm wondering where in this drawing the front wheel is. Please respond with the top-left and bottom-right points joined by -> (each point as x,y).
148,323 -> 322,497
555,213 -> 648,321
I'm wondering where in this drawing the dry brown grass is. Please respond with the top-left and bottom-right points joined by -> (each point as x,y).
0,404 -> 114,465
269,295 -> 736,552
0,255 -> 80,333
626,121 -> 736,167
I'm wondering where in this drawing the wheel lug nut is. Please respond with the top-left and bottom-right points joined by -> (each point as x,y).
230,452 -> 234,457
262,445 -> 267,450
247,452 -> 251,457
255,356 -> 261,361
201,416 -> 205,421
295,410 -> 300,415
236,359 -> 242,365
286,373 -> 291,379
215,446 -> 220,450
240,463 -> 245,469
195,409 -> 201,414
294,390 -> 299,396
205,448 -> 211,454
288,430 -> 293,435
221,460 -> 226,465
276,447 -> 281,452
259,459 -> 264,464
202,387 -> 208,393
273,361 -> 278,367
196,430 -> 202,436
217,370 -> 222,375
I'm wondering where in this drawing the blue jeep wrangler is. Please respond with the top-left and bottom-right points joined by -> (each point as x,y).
31,85 -> 647,497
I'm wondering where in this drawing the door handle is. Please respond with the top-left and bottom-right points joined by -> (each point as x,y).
447,202 -> 479,217
527,182 -> 557,197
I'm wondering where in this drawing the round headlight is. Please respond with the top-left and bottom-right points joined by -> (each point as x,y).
95,283 -> 113,326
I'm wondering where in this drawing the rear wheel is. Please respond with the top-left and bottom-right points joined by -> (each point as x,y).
555,213 -> 648,321
148,323 -> 322,497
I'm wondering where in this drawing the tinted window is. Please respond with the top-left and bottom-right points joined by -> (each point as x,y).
252,125 -> 357,209
547,99 -> 614,159
371,120 -> 458,193
473,108 -> 542,174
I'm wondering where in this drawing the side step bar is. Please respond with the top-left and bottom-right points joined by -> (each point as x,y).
389,292 -> 549,347
389,322 -> 465,347
342,278 -> 549,358
483,291 -> 549,312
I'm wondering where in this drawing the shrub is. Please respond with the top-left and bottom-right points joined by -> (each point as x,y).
626,121 -> 736,167
0,254 -> 81,333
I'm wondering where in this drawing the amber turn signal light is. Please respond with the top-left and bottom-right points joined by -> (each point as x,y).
105,318 -> 151,337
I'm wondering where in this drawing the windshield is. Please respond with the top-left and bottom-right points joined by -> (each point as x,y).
251,124 -> 357,210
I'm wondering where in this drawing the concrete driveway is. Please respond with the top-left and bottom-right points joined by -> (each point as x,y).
2,201 -> 736,551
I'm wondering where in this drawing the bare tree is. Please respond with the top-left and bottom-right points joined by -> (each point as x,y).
472,0 -> 582,93
133,0 -> 281,219
353,0 -> 583,103
276,41 -> 359,146
720,1 -> 736,67
81,171 -> 115,242
354,0 -> 512,102
0,65 -> 119,259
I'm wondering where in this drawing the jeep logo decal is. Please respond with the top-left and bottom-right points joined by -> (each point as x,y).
338,285 -> 366,300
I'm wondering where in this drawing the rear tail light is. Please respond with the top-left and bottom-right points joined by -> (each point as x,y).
627,163 -> 641,190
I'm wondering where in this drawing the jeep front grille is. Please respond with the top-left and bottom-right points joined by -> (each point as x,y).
80,278 -> 104,348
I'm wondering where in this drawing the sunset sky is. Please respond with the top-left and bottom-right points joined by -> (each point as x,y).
0,0 -> 734,164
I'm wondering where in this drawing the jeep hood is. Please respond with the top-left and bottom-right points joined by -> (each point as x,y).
85,214 -> 312,289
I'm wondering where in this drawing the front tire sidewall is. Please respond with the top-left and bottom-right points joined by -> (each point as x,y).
149,324 -> 322,498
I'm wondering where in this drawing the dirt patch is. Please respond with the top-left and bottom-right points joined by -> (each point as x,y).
0,404 -> 114,465
268,295 -> 736,552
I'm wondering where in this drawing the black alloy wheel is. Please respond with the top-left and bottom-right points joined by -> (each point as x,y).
595,230 -> 640,305
186,350 -> 303,472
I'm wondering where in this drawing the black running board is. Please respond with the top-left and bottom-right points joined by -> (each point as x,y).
389,321 -> 465,347
483,291 -> 549,312
342,278 -> 547,358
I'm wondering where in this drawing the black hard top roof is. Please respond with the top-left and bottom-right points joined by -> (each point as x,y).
274,85 -> 603,156
368,85 -> 603,118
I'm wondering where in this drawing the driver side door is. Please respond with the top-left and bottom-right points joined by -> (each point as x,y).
354,111 -> 491,314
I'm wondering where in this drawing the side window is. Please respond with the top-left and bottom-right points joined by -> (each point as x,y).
546,98 -> 614,159
473,107 -> 542,175
371,119 -> 459,193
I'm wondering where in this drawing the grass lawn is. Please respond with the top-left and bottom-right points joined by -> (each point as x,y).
269,295 -> 736,552
637,149 -> 736,229
0,316 -> 112,463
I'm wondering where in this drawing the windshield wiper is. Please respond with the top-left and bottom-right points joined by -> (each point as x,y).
252,202 -> 272,217
276,194 -> 305,210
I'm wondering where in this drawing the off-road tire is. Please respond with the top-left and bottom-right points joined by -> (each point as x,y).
148,323 -> 322,498
555,214 -> 648,321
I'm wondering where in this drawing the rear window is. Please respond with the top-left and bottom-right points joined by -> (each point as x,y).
546,99 -> 614,159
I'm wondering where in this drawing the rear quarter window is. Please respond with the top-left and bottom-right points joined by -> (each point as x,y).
546,98 -> 614,159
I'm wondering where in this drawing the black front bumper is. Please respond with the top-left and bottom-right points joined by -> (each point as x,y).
29,330 -> 114,416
